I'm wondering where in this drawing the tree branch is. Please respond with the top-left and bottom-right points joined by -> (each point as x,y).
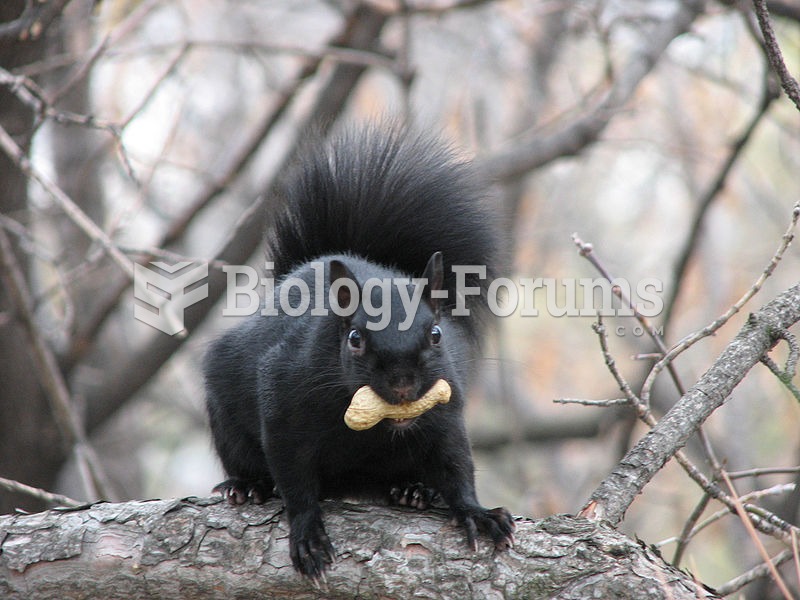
0,498 -> 719,599
753,0 -> 800,111
0,476 -> 81,509
584,281 -> 800,526
0,226 -> 115,502
0,122 -> 134,280
469,413 -> 602,451
641,202 -> 800,406
715,548 -> 795,596
477,0 -> 704,181
662,72 -> 778,329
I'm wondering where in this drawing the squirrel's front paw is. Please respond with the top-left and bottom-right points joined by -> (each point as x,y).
290,512 -> 336,580
454,506 -> 515,552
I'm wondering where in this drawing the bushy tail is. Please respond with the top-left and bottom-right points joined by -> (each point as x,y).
268,123 -> 502,336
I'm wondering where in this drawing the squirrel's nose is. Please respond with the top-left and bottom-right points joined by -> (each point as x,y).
391,384 -> 416,402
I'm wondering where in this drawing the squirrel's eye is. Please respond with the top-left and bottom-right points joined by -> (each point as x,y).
430,324 -> 442,346
347,328 -> 362,349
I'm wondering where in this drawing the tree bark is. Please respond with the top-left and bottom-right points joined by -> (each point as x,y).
0,0 -> 66,515
0,498 -> 718,599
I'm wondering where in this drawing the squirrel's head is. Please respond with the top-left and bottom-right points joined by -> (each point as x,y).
331,253 -> 446,406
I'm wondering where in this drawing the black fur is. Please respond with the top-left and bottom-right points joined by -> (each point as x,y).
204,124 -> 514,579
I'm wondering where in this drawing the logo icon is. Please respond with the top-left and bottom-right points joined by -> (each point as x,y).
134,261 -> 209,335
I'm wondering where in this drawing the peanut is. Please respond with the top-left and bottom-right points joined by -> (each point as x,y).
344,379 -> 451,430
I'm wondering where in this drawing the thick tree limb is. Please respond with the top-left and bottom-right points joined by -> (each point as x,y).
0,498 -> 718,599
477,0 -> 704,181
470,413 -> 601,451
584,282 -> 800,526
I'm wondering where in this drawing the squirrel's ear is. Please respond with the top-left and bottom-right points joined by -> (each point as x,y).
421,251 -> 444,319
330,259 -> 357,320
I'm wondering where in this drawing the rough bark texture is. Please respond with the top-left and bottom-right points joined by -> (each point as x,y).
0,498 -> 717,599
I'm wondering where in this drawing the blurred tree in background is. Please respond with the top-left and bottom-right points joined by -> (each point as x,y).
1,0 -> 799,596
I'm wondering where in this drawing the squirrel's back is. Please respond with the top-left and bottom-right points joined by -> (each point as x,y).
268,124 -> 502,339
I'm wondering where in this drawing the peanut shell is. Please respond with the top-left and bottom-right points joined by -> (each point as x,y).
344,379 -> 451,430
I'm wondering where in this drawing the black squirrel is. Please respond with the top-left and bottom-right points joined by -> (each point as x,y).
204,124 -> 515,579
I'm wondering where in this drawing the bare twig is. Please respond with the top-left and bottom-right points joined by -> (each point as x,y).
0,476 -> 82,509
589,318 -> 649,417
396,1 -> 416,121
584,280 -> 800,532
728,466 -> 800,479
672,492 -> 711,566
0,214 -> 76,332
553,397 -> 630,407
662,73 -> 779,328
0,66 -> 119,131
721,471 -> 794,599
77,42 -> 191,193
105,39 -> 396,72
586,361 -> 800,547
0,66 -> 144,193
0,122 -> 134,280
119,246 -> 227,270
752,0 -> 800,111
572,235 -> 665,353
581,318 -> 748,540
666,483 -> 796,557
0,227 -> 115,502
51,0 -> 204,104
641,202 -> 800,408
572,234 -> 724,471
397,0 -> 499,15
714,548 -> 795,596
793,529 -> 800,594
